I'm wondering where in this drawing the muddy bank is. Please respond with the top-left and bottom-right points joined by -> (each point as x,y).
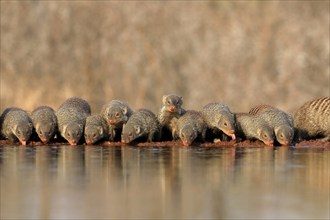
0,139 -> 329,149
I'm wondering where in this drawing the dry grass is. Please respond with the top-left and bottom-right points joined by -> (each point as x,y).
1,1 -> 329,115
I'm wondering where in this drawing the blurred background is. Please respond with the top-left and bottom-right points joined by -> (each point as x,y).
1,1 -> 329,114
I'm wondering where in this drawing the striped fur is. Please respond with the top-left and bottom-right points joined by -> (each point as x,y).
249,104 -> 278,115
294,97 -> 330,141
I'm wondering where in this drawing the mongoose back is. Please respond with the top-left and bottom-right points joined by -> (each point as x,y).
31,106 -> 57,144
0,107 -> 33,145
235,113 -> 274,146
175,110 -> 207,146
101,100 -> 133,129
84,115 -> 110,145
249,104 -> 278,115
294,97 -> 330,141
201,102 -> 236,140
121,109 -> 160,144
56,97 -> 91,145
249,105 -> 294,145
157,94 -> 186,139
58,97 -> 91,115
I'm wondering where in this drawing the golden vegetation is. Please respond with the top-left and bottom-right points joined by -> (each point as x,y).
1,1 -> 329,114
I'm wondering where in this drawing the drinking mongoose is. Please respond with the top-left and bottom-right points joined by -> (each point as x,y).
235,113 -> 274,146
0,107 -> 33,145
157,94 -> 186,139
294,97 -> 330,141
121,109 -> 160,144
56,97 -> 91,145
249,105 -> 294,145
175,110 -> 207,146
31,106 -> 57,144
84,115 -> 112,145
201,102 -> 236,141
100,100 -> 133,141
101,100 -> 133,128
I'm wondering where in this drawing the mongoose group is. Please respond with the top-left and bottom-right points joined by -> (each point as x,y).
0,96 -> 329,146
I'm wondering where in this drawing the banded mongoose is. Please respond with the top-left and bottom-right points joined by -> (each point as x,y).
158,94 -> 186,139
235,113 -> 274,146
84,115 -> 112,145
175,110 -> 207,146
0,107 -> 33,145
121,109 -> 160,144
31,106 -> 57,144
249,105 -> 294,145
101,100 -> 133,141
201,103 -> 236,141
56,97 -> 91,145
294,97 -> 330,141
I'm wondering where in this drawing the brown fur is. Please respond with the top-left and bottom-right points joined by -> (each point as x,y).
294,97 -> 330,141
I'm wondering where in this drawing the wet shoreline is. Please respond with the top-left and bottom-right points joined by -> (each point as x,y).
0,139 -> 329,149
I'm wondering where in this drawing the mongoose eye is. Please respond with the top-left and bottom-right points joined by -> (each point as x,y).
115,112 -> 121,118
93,134 -> 97,138
223,122 -> 228,127
279,133 -> 284,138
67,133 -> 71,137
128,132 -> 133,137
166,100 -> 171,105
263,134 -> 268,138
17,130 -> 21,135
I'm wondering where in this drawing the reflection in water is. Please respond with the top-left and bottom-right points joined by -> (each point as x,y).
0,145 -> 329,219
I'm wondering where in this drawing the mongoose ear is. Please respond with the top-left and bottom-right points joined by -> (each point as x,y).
179,128 -> 183,137
11,124 -> 18,133
35,123 -> 40,131
257,128 -> 262,136
63,125 -> 68,134
162,95 -> 168,104
179,96 -> 183,102
134,125 -> 141,134
98,126 -> 103,135
28,122 -> 33,128
122,107 -> 128,115
274,127 -> 280,135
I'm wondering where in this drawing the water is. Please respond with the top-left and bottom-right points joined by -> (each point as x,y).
0,145 -> 329,219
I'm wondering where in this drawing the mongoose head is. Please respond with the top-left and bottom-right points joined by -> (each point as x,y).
62,123 -> 83,146
104,106 -> 129,128
162,94 -> 183,114
35,122 -> 56,144
121,124 -> 143,144
11,121 -> 33,145
84,125 -> 104,145
257,126 -> 274,146
218,113 -> 236,140
179,124 -> 197,146
274,125 -> 294,146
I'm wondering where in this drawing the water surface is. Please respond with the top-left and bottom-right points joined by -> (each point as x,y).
0,145 -> 329,219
